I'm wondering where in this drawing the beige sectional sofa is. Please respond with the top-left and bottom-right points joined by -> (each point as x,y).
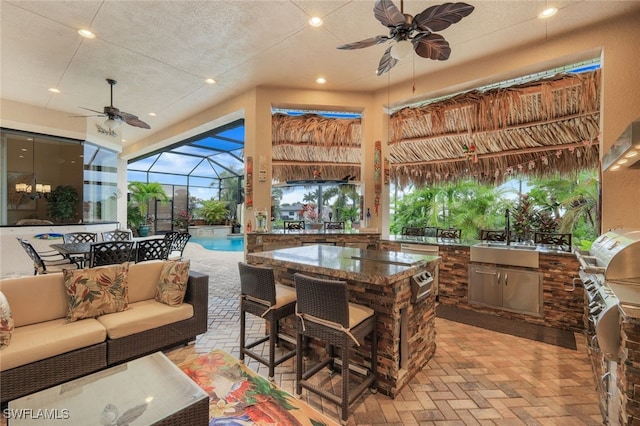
0,260 -> 209,403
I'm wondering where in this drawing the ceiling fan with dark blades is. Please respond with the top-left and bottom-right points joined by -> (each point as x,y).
74,79 -> 150,130
337,0 -> 474,75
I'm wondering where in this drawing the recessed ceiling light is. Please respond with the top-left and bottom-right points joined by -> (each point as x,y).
48,88 -> 61,93
538,7 -> 557,18
610,164 -> 621,171
18,155 -> 24,158
148,113 -> 156,117
77,29 -> 95,39
617,158 -> 629,165
626,150 -> 639,158
316,77 -> 326,84
121,139 -> 127,143
309,17 -> 323,27
205,78 -> 216,84
21,148 -> 27,151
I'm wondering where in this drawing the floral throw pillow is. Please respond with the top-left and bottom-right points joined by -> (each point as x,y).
156,260 -> 190,307
63,263 -> 130,323
0,291 -> 14,350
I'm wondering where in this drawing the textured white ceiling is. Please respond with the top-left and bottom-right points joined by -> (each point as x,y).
1,0 -> 639,146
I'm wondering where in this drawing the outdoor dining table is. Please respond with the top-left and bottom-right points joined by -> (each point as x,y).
50,242 -> 92,267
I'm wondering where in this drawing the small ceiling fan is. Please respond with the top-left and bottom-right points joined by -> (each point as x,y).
76,79 -> 150,130
337,0 -> 474,75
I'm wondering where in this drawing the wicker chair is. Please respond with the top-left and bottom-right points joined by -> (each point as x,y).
89,241 -> 134,267
101,230 -> 133,242
135,237 -> 171,263
293,273 -> 377,424
284,220 -> 305,231
168,233 -> 191,259
401,227 -> 425,236
238,262 -> 297,381
534,232 -> 572,252
436,227 -> 462,240
16,238 -> 78,275
324,221 -> 345,231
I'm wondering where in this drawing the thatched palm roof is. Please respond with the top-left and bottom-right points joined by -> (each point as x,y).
271,113 -> 361,183
389,69 -> 601,186
270,70 -> 600,187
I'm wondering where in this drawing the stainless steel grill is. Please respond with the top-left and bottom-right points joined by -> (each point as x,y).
576,228 -> 640,424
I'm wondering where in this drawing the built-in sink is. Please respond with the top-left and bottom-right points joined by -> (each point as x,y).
470,243 -> 539,268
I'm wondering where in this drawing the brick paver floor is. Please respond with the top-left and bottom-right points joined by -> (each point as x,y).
166,243 -> 602,425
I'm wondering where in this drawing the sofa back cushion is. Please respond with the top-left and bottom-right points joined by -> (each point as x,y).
127,260 -> 166,303
0,274 -> 69,327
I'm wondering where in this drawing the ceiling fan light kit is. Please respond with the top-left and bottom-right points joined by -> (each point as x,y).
390,40 -> 413,60
337,0 -> 474,75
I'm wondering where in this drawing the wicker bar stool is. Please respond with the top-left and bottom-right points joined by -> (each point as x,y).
238,262 -> 297,381
293,273 -> 377,425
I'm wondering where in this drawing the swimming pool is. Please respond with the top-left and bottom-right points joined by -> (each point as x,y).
189,236 -> 244,252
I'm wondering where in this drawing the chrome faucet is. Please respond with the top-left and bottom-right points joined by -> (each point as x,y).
505,208 -> 511,246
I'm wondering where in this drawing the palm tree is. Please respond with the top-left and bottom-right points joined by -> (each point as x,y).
127,181 -> 170,228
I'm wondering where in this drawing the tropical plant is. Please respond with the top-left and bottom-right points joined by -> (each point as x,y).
127,181 -> 170,222
337,206 -> 359,223
46,185 -> 79,223
127,202 -> 146,229
298,203 -> 320,222
173,210 -> 192,229
197,200 -> 229,225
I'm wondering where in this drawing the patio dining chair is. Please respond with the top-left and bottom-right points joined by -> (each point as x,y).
89,241 -> 134,267
63,232 -> 97,266
283,220 -> 305,231
401,227 -> 425,236
168,233 -> 191,260
436,228 -> 462,240
101,230 -> 133,242
534,232 -> 572,252
135,237 -> 171,263
16,238 -> 79,275
324,221 -> 345,231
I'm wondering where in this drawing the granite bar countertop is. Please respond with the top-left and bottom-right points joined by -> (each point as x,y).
246,244 -> 439,285
384,235 -> 575,256
247,229 -> 380,235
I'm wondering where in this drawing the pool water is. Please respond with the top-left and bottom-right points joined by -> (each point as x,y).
189,236 -> 244,252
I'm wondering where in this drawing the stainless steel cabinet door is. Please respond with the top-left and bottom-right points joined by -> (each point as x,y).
468,265 -> 502,307
502,268 -> 542,315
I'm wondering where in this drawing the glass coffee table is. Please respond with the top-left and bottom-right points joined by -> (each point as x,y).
8,352 -> 208,425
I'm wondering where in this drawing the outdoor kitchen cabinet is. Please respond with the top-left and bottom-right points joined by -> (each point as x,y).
469,264 -> 542,316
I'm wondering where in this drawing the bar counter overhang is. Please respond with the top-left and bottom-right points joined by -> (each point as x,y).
246,244 -> 440,397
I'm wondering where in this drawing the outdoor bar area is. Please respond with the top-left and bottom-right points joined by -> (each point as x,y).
246,244 -> 439,397
3,2 -> 640,426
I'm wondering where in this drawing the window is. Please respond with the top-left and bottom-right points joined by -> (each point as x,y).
1,129 -> 118,225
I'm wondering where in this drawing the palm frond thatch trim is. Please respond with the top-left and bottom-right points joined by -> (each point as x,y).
272,165 -> 361,184
272,113 -> 361,148
388,69 -> 601,186
272,145 -> 361,163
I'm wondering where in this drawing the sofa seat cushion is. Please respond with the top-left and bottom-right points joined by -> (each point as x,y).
0,318 -> 106,371
96,299 -> 193,339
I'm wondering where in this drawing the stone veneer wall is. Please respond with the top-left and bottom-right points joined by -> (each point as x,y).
379,241 -> 584,331
617,306 -> 640,424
